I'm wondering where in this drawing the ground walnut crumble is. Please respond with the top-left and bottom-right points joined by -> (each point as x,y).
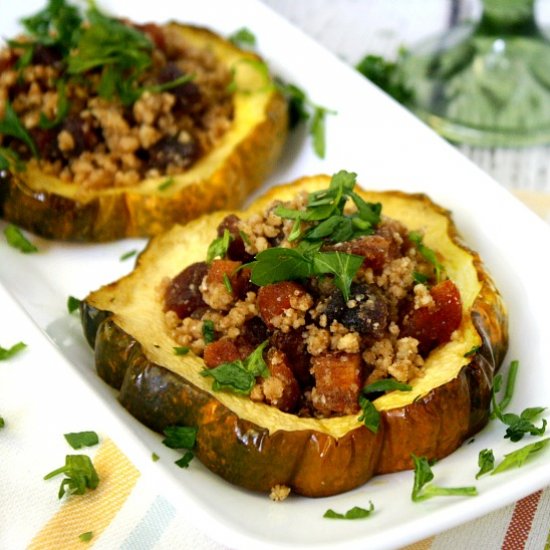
163,171 -> 463,419
0,4 -> 233,189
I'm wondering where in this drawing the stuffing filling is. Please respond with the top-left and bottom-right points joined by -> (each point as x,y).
0,6 -> 233,189
163,172 -> 463,419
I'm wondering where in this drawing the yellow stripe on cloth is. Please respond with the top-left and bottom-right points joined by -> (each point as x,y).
401,536 -> 434,550
29,438 -> 140,549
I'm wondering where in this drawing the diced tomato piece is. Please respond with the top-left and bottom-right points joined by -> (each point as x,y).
257,281 -> 308,329
402,279 -> 462,354
203,339 -> 242,368
262,348 -> 300,412
311,352 -> 363,415
164,261 -> 208,318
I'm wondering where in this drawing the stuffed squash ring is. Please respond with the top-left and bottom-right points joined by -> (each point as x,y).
0,2 -> 287,241
81,172 -> 508,497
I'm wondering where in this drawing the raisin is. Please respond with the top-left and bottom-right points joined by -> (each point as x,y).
157,63 -> 202,113
62,116 -> 100,157
324,283 -> 388,338
164,261 -> 208,318
32,44 -> 62,66
401,279 -> 462,354
147,136 -> 200,170
236,317 -> 269,352
270,329 -> 312,387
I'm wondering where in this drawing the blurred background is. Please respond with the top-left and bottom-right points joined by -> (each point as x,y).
261,0 -> 550,219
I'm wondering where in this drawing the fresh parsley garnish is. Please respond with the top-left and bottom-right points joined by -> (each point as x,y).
491,438 -> 550,474
64,431 -> 99,450
475,448 -> 495,479
223,273 -> 233,294
67,295 -> 81,314
355,49 -> 413,105
44,454 -> 99,499
491,362 -> 547,441
0,341 -> 27,360
411,455 -> 477,502
4,224 -> 38,253
464,345 -> 481,358
162,425 -> 197,468
409,231 -> 444,282
0,102 -> 39,158
275,79 -> 335,158
0,416 -> 5,429
206,229 -> 233,263
152,452 -> 160,462
158,177 -> 175,191
228,27 -> 257,48
120,249 -> 138,261
201,340 -> 269,395
202,320 -> 216,344
174,346 -> 190,356
358,379 -> 412,433
78,531 -> 93,543
0,147 -> 26,173
323,502 -> 375,520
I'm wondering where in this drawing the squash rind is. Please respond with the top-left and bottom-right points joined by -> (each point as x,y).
81,175 -> 508,497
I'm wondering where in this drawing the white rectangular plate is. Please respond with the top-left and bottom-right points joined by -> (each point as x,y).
1,1 -> 550,549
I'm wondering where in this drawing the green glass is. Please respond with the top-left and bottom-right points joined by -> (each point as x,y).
399,0 -> 550,146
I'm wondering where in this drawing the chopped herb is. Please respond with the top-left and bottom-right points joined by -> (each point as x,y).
158,177 -> 175,191
202,320 -> 216,344
323,502 -> 375,520
464,345 -> 481,358
355,49 -> 413,105
223,273 -> 233,294
0,341 -> 27,360
120,249 -> 138,261
162,425 -> 197,450
0,417 -> 5,428
162,425 -> 197,468
175,450 -> 194,468
0,102 -> 39,157
4,224 -> 38,253
228,27 -> 257,48
174,346 -> 190,356
413,271 -> 429,284
491,362 -> 547,441
152,452 -> 160,462
358,396 -> 380,433
64,431 -> 99,449
145,74 -> 194,95
0,147 -> 26,172
67,295 -> 81,314
238,229 -> 251,246
206,229 -> 232,263
476,448 -> 495,478
363,379 -> 413,394
411,455 -> 477,502
275,79 -> 335,158
78,531 -> 93,543
44,454 -> 99,499
492,438 -> 550,474
409,231 -> 444,282
201,340 -> 269,395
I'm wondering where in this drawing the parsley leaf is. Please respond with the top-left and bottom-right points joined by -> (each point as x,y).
152,452 -> 160,462
411,455 -> 477,502
0,341 -> 27,360
44,454 -> 99,499
0,102 -> 38,158
174,346 -> 190,356
201,340 -> 269,394
491,438 -> 550,474
228,27 -> 257,48
158,177 -> 175,191
67,295 -> 81,314
64,431 -> 99,449
78,531 -> 93,543
0,416 -> 5,428
120,249 -> 138,261
312,252 -> 364,300
0,147 -> 26,173
310,106 -> 328,158
162,425 -> 197,468
323,502 -> 375,520
363,379 -> 413,394
356,50 -> 414,105
202,320 -> 216,344
409,231 -> 444,282
476,448 -> 495,478
207,229 -> 232,263
490,360 -> 519,419
4,224 -> 38,253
